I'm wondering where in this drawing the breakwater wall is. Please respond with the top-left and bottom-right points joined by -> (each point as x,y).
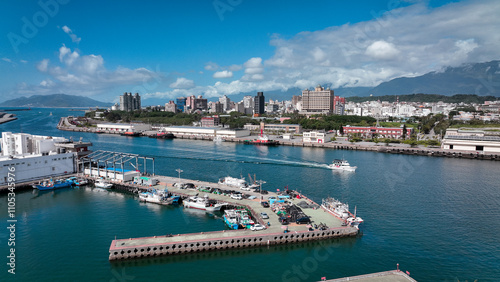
109,226 -> 358,261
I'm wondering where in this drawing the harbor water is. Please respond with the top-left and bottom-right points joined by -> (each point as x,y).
1,108 -> 499,281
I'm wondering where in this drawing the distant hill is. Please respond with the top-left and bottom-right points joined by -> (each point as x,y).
0,94 -> 113,108
367,60 -> 500,96
346,94 -> 499,104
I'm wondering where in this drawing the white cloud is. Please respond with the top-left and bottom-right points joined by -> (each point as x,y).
2,57 -> 12,63
365,40 -> 400,60
19,45 -> 160,97
20,60 -> 28,64
213,70 -> 233,78
243,57 -> 264,74
37,59 -> 49,72
228,64 -> 242,71
62,25 -> 81,43
169,77 -> 195,89
204,61 -> 219,71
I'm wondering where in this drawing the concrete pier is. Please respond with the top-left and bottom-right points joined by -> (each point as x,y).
324,270 -> 417,282
106,175 -> 359,261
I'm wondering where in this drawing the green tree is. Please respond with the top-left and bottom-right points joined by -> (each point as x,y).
402,124 -> 407,139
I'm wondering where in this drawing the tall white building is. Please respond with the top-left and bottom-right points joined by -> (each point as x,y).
219,95 -> 231,112
0,132 -> 92,185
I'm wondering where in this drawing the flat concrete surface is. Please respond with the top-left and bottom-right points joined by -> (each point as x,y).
324,270 -> 417,282
112,175 -> 348,249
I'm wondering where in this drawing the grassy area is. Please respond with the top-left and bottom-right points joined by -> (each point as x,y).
378,122 -> 417,128
449,124 -> 500,128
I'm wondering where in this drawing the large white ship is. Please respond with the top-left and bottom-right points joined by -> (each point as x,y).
0,132 -> 92,186
321,197 -> 363,229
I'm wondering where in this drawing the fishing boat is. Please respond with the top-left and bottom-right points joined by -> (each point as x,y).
67,177 -> 88,186
139,188 -> 180,205
35,179 -> 72,191
328,159 -> 357,172
148,132 -> 175,139
321,197 -> 363,229
236,209 -> 255,229
183,194 -> 226,212
94,178 -> 113,189
213,135 -> 224,143
243,129 -> 279,146
223,210 -> 240,230
218,176 -> 247,188
120,131 -> 142,137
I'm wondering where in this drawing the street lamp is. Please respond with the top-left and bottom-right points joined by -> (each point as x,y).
257,179 -> 266,203
176,169 -> 183,184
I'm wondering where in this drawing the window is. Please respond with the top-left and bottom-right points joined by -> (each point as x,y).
476,146 -> 484,151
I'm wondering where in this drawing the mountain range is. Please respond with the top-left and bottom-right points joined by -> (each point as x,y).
2,60 -> 499,107
0,94 -> 113,108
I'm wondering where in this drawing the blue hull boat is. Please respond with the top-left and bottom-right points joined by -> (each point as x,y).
36,180 -> 72,191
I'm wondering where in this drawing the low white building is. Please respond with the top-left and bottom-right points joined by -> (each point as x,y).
302,131 -> 334,143
97,123 -> 151,133
163,126 -> 250,138
441,128 -> 500,153
0,132 -> 80,185
84,167 -> 140,182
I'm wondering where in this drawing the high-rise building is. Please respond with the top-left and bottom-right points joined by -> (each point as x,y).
165,101 -> 177,113
176,97 -> 187,112
301,85 -> 334,115
334,96 -> 346,115
185,95 -> 207,112
219,95 -> 231,112
254,92 -> 265,115
119,92 -> 141,111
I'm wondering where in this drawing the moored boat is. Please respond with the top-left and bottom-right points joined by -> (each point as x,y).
95,178 -> 113,189
321,197 -> 363,229
328,159 -> 357,172
35,179 -> 72,191
148,132 -> 175,139
120,132 -> 142,137
139,188 -> 180,205
244,129 -> 279,146
223,210 -> 240,230
67,176 -> 88,186
183,194 -> 226,212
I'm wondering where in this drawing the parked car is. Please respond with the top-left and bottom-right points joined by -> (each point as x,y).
279,217 -> 289,225
253,189 -> 269,194
260,212 -> 269,219
260,201 -> 270,208
241,186 -> 251,191
296,216 -> 311,224
184,183 -> 196,189
251,224 -> 266,231
230,193 -> 242,200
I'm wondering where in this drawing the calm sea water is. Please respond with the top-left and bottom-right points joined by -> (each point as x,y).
1,108 -> 499,281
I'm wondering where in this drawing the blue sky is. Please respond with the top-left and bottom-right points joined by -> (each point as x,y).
1,0 -> 499,104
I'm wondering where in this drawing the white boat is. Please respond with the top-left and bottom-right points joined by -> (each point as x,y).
321,197 -> 363,229
139,188 -> 180,205
94,178 -> 113,189
213,135 -> 224,143
183,194 -> 226,212
328,159 -> 357,172
218,176 -> 248,189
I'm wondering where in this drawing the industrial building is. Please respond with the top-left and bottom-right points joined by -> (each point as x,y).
441,128 -> 500,153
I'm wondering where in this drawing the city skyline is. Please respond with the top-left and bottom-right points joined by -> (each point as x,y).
1,0 -> 500,104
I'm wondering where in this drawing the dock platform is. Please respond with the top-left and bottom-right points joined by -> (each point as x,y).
324,270 -> 416,282
108,175 -> 359,260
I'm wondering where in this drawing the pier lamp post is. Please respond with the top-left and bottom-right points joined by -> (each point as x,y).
176,169 -> 183,184
257,180 -> 266,203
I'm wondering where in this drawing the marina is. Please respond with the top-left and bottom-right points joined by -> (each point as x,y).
1,108 -> 499,281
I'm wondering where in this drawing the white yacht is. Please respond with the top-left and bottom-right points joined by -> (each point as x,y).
94,178 -> 113,189
183,194 -> 226,212
328,159 -> 357,172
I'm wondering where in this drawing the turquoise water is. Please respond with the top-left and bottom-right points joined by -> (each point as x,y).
1,108 -> 499,281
